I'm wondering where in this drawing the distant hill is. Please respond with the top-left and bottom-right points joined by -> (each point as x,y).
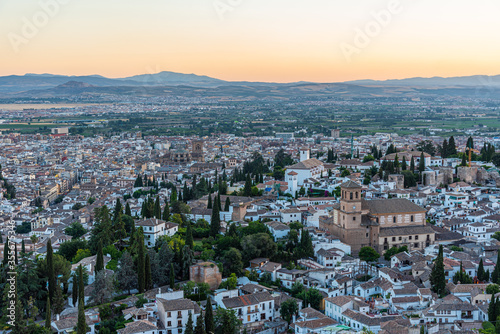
1,72 -> 500,99
345,75 -> 500,87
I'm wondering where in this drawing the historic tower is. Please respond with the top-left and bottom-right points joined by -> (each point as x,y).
332,180 -> 372,254
191,140 -> 204,162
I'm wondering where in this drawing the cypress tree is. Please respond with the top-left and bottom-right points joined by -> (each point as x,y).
47,239 -> 56,302
489,294 -> 496,322
448,136 -> 457,155
496,298 -> 500,324
217,193 -> 222,211
170,263 -> 175,289
205,297 -> 215,334
162,204 -> 170,221
430,245 -> 446,296
72,273 -> 78,307
145,253 -> 152,291
113,198 -> 123,222
95,239 -> 104,273
0,233 -> 3,243
185,312 -> 194,334
137,228 -> 146,293
478,259 -> 485,282
210,196 -> 220,237
492,252 -> 500,284
224,197 -> 231,212
76,299 -> 87,334
410,156 -> 415,172
45,296 -> 51,329
486,269 -> 491,282
207,195 -> 212,209
155,197 -> 161,219
441,139 -> 449,158
195,312 -> 205,334
461,154 -> 467,167
185,222 -> 194,249
78,265 -> 84,305
21,239 -> 25,254
418,152 -> 425,173
401,157 -> 407,171
496,316 -> 500,334
125,202 -> 132,216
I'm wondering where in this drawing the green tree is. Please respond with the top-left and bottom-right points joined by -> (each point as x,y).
224,197 -> 230,211
195,312 -> 205,334
145,253 -> 152,291
210,196 -> 220,237
214,307 -> 241,334
185,221 -> 194,249
430,245 -> 446,296
76,298 -> 88,334
52,284 -> 65,315
185,312 -> 194,334
170,263 -> 175,289
410,156 -> 415,172
137,228 -> 146,293
47,239 -> 56,303
117,251 -> 137,294
359,246 -> 379,263
221,248 -> 243,277
95,239 -> 104,273
479,259 -> 486,282
492,252 -> 500,284
125,202 -> 132,216
489,294 -> 497,322
205,297 -> 215,334
78,265 -> 85,306
45,296 -> 51,329
280,299 -> 298,325
162,203 -> 170,221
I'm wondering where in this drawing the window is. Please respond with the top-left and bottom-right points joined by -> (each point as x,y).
178,320 -> 182,327
409,236 -> 412,240
356,192 -> 358,199
167,312 -> 171,317
414,243 -> 419,248
350,193 -> 353,200
399,237 -> 402,241
411,215 -> 414,222
384,238 -> 388,243
262,303 -> 265,310
392,237 -> 396,242
366,233 -> 369,238
167,321 -> 172,327
248,315 -> 251,322
415,235 -> 419,240
178,311 -> 182,318
393,216 -> 396,223
353,217 -> 356,221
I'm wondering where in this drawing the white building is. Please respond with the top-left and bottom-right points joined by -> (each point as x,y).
156,298 -> 200,334
136,218 -> 179,247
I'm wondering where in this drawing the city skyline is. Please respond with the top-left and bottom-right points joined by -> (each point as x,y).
1,0 -> 500,83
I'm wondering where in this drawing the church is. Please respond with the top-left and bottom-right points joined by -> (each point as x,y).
324,181 -> 435,254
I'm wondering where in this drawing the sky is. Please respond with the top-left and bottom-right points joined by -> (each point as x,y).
0,0 -> 499,83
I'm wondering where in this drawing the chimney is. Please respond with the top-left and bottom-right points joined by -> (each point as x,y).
56,314 -> 59,321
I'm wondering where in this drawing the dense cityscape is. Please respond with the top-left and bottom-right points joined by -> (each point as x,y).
1,97 -> 500,334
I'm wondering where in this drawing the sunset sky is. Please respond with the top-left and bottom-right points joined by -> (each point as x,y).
1,0 -> 499,83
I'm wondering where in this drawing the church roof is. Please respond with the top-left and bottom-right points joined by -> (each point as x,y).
341,180 -> 361,189
362,198 -> 426,214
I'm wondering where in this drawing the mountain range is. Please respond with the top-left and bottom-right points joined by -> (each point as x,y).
1,71 -> 500,99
